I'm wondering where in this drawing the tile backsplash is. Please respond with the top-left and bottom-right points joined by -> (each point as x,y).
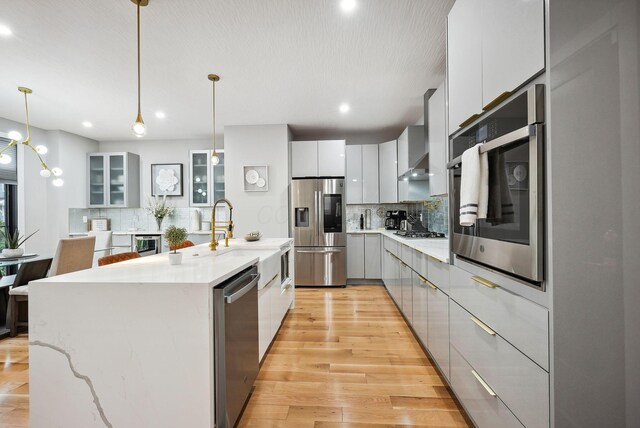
345,197 -> 449,236
69,207 -> 229,233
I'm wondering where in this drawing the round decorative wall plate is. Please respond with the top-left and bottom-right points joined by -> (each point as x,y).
245,169 -> 259,184
256,177 -> 266,188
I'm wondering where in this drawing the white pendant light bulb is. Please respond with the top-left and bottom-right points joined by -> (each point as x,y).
35,145 -> 48,154
211,152 -> 220,165
132,120 -> 147,138
40,169 -> 51,178
0,154 -> 12,165
52,178 -> 64,187
8,131 -> 22,141
51,167 -> 63,177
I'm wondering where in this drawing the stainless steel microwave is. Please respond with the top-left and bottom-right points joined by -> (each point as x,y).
448,84 -> 545,286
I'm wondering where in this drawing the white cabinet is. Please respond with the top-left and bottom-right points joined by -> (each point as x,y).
347,233 -> 382,279
258,278 -> 275,362
346,145 -> 363,204
87,152 -> 140,208
412,272 -> 428,347
347,234 -> 365,278
361,145 -> 379,203
378,140 -> 398,203
291,141 -> 318,177
292,140 -> 345,177
427,282 -> 450,379
364,234 -> 381,279
428,82 -> 448,196
481,0 -> 544,108
397,128 -> 409,176
447,0 -> 545,133
189,150 -> 225,207
447,0 -> 483,132
318,140 -> 346,176
400,260 -> 413,325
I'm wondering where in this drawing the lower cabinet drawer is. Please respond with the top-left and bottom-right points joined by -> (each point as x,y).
413,249 -> 429,279
427,284 -> 449,380
427,256 -> 450,294
450,301 -> 549,428
449,265 -> 549,370
450,345 -> 524,428
258,281 -> 273,362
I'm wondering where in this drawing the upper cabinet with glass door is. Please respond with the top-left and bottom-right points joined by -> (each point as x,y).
189,149 -> 225,206
87,152 -> 140,208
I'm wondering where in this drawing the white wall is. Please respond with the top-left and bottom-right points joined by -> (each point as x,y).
223,125 -> 290,238
98,139 -> 218,208
0,117 -> 99,256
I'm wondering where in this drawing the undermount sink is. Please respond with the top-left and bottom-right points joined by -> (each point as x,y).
224,249 -> 280,289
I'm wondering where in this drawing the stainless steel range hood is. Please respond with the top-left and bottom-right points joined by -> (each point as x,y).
397,88 -> 435,182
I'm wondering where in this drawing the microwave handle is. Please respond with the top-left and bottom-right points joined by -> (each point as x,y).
447,124 -> 540,169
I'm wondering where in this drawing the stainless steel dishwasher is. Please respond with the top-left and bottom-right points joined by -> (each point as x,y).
213,265 -> 260,428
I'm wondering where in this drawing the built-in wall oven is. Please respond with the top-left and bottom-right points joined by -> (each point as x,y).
448,84 -> 545,286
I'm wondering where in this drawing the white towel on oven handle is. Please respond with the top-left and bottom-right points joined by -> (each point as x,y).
459,143 -> 489,226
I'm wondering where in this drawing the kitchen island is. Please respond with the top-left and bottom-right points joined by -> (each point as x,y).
28,239 -> 293,428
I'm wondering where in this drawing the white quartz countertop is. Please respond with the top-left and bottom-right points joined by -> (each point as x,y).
33,239 -> 292,287
347,228 -> 450,263
69,230 -> 213,236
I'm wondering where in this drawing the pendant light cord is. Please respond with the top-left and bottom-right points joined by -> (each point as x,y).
24,91 -> 31,142
212,80 -> 216,153
137,0 -> 142,119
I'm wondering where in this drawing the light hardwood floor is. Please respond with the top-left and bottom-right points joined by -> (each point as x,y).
0,285 -> 471,427
239,285 -> 471,427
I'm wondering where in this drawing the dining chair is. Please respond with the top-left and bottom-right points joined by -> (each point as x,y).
49,236 -> 96,276
98,251 -> 141,266
169,240 -> 195,251
89,230 -> 113,267
6,258 -> 53,337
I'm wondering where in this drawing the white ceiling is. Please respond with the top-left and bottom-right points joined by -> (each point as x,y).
0,0 -> 453,142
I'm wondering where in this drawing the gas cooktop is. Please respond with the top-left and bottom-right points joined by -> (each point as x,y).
394,230 -> 446,239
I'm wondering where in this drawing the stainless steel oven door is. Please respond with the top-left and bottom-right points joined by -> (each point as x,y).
449,124 -> 544,283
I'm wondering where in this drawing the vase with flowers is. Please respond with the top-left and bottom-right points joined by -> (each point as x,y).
145,194 -> 174,231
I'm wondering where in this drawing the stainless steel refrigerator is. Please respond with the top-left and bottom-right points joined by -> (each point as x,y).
291,178 -> 346,286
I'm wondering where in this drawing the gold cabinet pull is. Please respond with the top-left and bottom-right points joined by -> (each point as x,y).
471,275 -> 497,289
482,91 -> 512,111
418,275 -> 437,289
470,316 -> 496,336
459,113 -> 481,129
471,370 -> 497,397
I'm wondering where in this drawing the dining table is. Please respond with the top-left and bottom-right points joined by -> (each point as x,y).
0,253 -> 39,339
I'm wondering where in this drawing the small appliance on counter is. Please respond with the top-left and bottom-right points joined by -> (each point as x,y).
384,210 -> 407,230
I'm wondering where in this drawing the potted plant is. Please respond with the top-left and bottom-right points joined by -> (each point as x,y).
0,228 -> 39,258
164,226 -> 188,265
145,194 -> 175,231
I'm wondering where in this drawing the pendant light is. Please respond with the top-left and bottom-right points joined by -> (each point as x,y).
0,87 -> 64,186
131,0 -> 148,138
208,74 -> 220,165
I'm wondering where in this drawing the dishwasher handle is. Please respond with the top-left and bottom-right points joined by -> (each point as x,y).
225,273 -> 260,304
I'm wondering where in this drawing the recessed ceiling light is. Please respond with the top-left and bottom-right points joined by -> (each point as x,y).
340,0 -> 357,13
82,121 -> 93,128
0,24 -> 12,37
155,111 -> 166,119
339,103 -> 350,113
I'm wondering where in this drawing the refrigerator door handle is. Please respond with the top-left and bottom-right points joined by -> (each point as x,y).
316,189 -> 323,244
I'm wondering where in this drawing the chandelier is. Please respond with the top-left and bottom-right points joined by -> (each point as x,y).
0,87 -> 64,186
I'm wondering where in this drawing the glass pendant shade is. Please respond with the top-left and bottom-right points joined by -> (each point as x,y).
211,152 -> 220,165
132,119 -> 147,138
0,154 -> 12,165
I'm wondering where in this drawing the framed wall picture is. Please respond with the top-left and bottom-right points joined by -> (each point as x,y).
243,165 -> 268,192
151,163 -> 183,196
